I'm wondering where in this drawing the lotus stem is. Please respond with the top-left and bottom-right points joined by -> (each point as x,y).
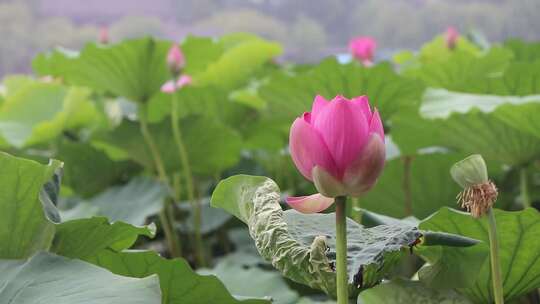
402,156 -> 413,216
520,168 -> 531,208
335,196 -> 348,304
170,91 -> 205,266
352,197 -> 362,224
139,114 -> 182,257
487,208 -> 504,304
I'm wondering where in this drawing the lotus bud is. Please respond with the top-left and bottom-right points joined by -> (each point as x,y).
166,43 -> 185,76
446,27 -> 459,49
286,95 -> 386,213
99,27 -> 109,44
451,154 -> 498,218
348,36 -> 377,66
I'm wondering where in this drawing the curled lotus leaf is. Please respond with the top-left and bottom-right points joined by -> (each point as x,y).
211,175 -> 423,297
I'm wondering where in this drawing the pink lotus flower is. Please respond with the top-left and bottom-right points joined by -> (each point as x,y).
349,37 -> 377,66
160,75 -> 192,93
446,27 -> 459,49
166,44 -> 185,75
99,27 -> 109,44
286,95 -> 386,213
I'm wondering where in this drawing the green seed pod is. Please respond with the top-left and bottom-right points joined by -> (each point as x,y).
450,154 -> 497,218
450,154 -> 488,188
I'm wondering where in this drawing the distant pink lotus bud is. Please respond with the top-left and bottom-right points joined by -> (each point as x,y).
446,27 -> 459,49
99,27 -> 109,44
286,95 -> 386,213
167,44 -> 185,75
349,36 -> 377,66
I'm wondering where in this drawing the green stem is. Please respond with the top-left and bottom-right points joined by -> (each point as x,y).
139,115 -> 182,257
520,168 -> 531,208
335,196 -> 349,304
139,115 -> 169,184
487,208 -> 504,304
170,92 -> 205,266
173,172 -> 182,201
352,197 -> 362,224
402,156 -> 413,216
159,205 -> 182,256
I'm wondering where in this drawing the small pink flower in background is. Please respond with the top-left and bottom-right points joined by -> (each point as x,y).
349,36 -> 377,66
176,75 -> 192,88
286,95 -> 386,213
99,27 -> 109,44
160,74 -> 193,93
161,80 -> 177,93
446,27 -> 459,49
167,44 -> 185,75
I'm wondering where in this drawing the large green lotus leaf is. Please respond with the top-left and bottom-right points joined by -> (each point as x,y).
198,253 -> 299,304
359,209 -> 488,291
420,88 -> 540,119
357,278 -> 472,304
177,198 -> 233,235
181,36 -> 224,75
418,88 -> 540,165
504,39 -> 540,62
195,36 -> 282,90
360,152 -> 464,219
433,112 -> 540,166
57,140 -> 141,198
93,116 -> 242,176
394,34 -> 480,70
1,75 -> 36,97
51,216 -> 155,259
63,176 -> 167,226
416,243 -> 488,291
416,35 -> 481,60
242,116 -> 289,151
32,47 -> 79,78
387,109 -> 441,155
0,152 -> 62,259
33,38 -> 171,103
259,58 -> 424,122
471,61 -> 540,95
493,102 -> 540,140
211,175 -> 424,297
88,249 -> 270,304
420,207 -> 540,303
403,47 -> 512,91
0,252 -> 161,304
166,115 -> 243,175
146,86 -> 236,124
392,60 -> 540,156
0,81 -> 98,148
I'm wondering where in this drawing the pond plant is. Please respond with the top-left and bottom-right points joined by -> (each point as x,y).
0,29 -> 540,303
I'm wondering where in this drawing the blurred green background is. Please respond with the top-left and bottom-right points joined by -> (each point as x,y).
2,0 -> 539,77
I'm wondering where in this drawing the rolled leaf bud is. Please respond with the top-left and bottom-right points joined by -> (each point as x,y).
451,154 -> 498,218
166,43 -> 185,76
